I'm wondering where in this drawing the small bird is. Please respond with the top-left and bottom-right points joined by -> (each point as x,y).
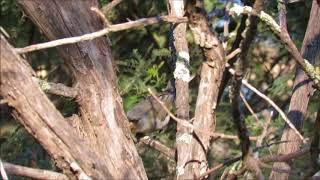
127,81 -> 175,134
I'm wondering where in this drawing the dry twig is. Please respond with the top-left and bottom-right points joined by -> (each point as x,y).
2,161 -> 68,180
139,136 -> 175,160
15,15 -> 187,54
228,67 -> 305,143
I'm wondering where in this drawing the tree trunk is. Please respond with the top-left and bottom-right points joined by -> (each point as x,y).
167,0 -> 193,179
186,0 -> 226,177
270,0 -> 320,179
5,0 -> 147,179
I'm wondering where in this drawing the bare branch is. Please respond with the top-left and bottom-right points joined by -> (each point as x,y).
229,5 -> 320,87
226,48 -> 241,61
240,92 -> 260,123
261,148 -> 309,163
139,136 -> 175,160
15,15 -> 187,54
148,88 -> 259,141
197,146 -> 309,179
228,66 -> 305,143
256,111 -> 273,149
3,162 -> 68,180
34,78 -> 78,98
91,7 -> 111,26
101,0 -> 122,14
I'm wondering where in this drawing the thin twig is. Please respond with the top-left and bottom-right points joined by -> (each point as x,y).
256,111 -> 273,148
139,136 -> 175,160
15,15 -> 187,54
226,48 -> 241,61
148,88 -> 258,141
3,161 -> 68,180
197,146 -> 309,179
91,7 -> 111,26
229,5 -> 320,87
261,147 -> 309,162
240,92 -> 260,123
228,66 -> 305,143
101,0 -> 122,14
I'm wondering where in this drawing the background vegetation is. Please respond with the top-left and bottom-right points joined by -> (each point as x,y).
1,0 -> 319,179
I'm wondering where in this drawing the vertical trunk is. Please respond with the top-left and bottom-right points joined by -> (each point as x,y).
186,0 -> 226,177
17,0 -> 147,179
167,0 -> 193,179
270,0 -> 320,179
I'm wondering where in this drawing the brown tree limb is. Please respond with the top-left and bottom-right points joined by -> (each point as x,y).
1,35 -> 108,179
139,136 -> 175,160
167,0 -> 192,179
35,78 -> 78,98
226,48 -> 241,61
229,0 -> 265,179
148,88 -> 259,141
229,5 -> 320,87
229,66 -> 305,142
2,161 -> 68,180
197,146 -> 309,179
101,0 -> 122,14
309,110 -> 320,176
17,1 -> 147,179
185,0 -> 227,178
15,15 -> 187,54
270,0 -> 320,178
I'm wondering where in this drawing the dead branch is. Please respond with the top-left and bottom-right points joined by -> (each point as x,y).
197,146 -> 309,179
240,92 -> 260,123
15,15 -> 187,54
256,111 -> 273,148
261,148 -> 309,163
226,48 -> 241,61
139,136 -> 175,160
229,5 -> 320,87
148,88 -> 259,142
2,161 -> 68,180
34,78 -> 78,98
228,66 -> 305,142
91,7 -> 111,26
101,0 -> 122,14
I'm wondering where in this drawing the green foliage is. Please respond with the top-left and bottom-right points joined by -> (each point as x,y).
0,0 -> 318,179
268,74 -> 293,97
118,48 -> 171,111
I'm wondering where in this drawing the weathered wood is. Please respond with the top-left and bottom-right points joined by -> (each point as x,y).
16,0 -> 147,179
1,35 -> 110,179
186,0 -> 226,177
3,162 -> 68,180
167,0 -> 193,179
270,0 -> 320,179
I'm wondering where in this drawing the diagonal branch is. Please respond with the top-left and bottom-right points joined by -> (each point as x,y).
2,161 -> 68,180
15,15 -> 187,54
139,136 -> 175,160
34,78 -> 78,98
229,5 -> 320,88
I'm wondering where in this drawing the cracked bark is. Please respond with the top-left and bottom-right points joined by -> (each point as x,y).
8,0 -> 148,179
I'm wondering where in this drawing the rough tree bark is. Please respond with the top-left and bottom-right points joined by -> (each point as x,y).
167,0 -> 193,179
3,0 -> 148,179
270,0 -> 320,179
1,35 -> 109,179
185,0 -> 226,177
